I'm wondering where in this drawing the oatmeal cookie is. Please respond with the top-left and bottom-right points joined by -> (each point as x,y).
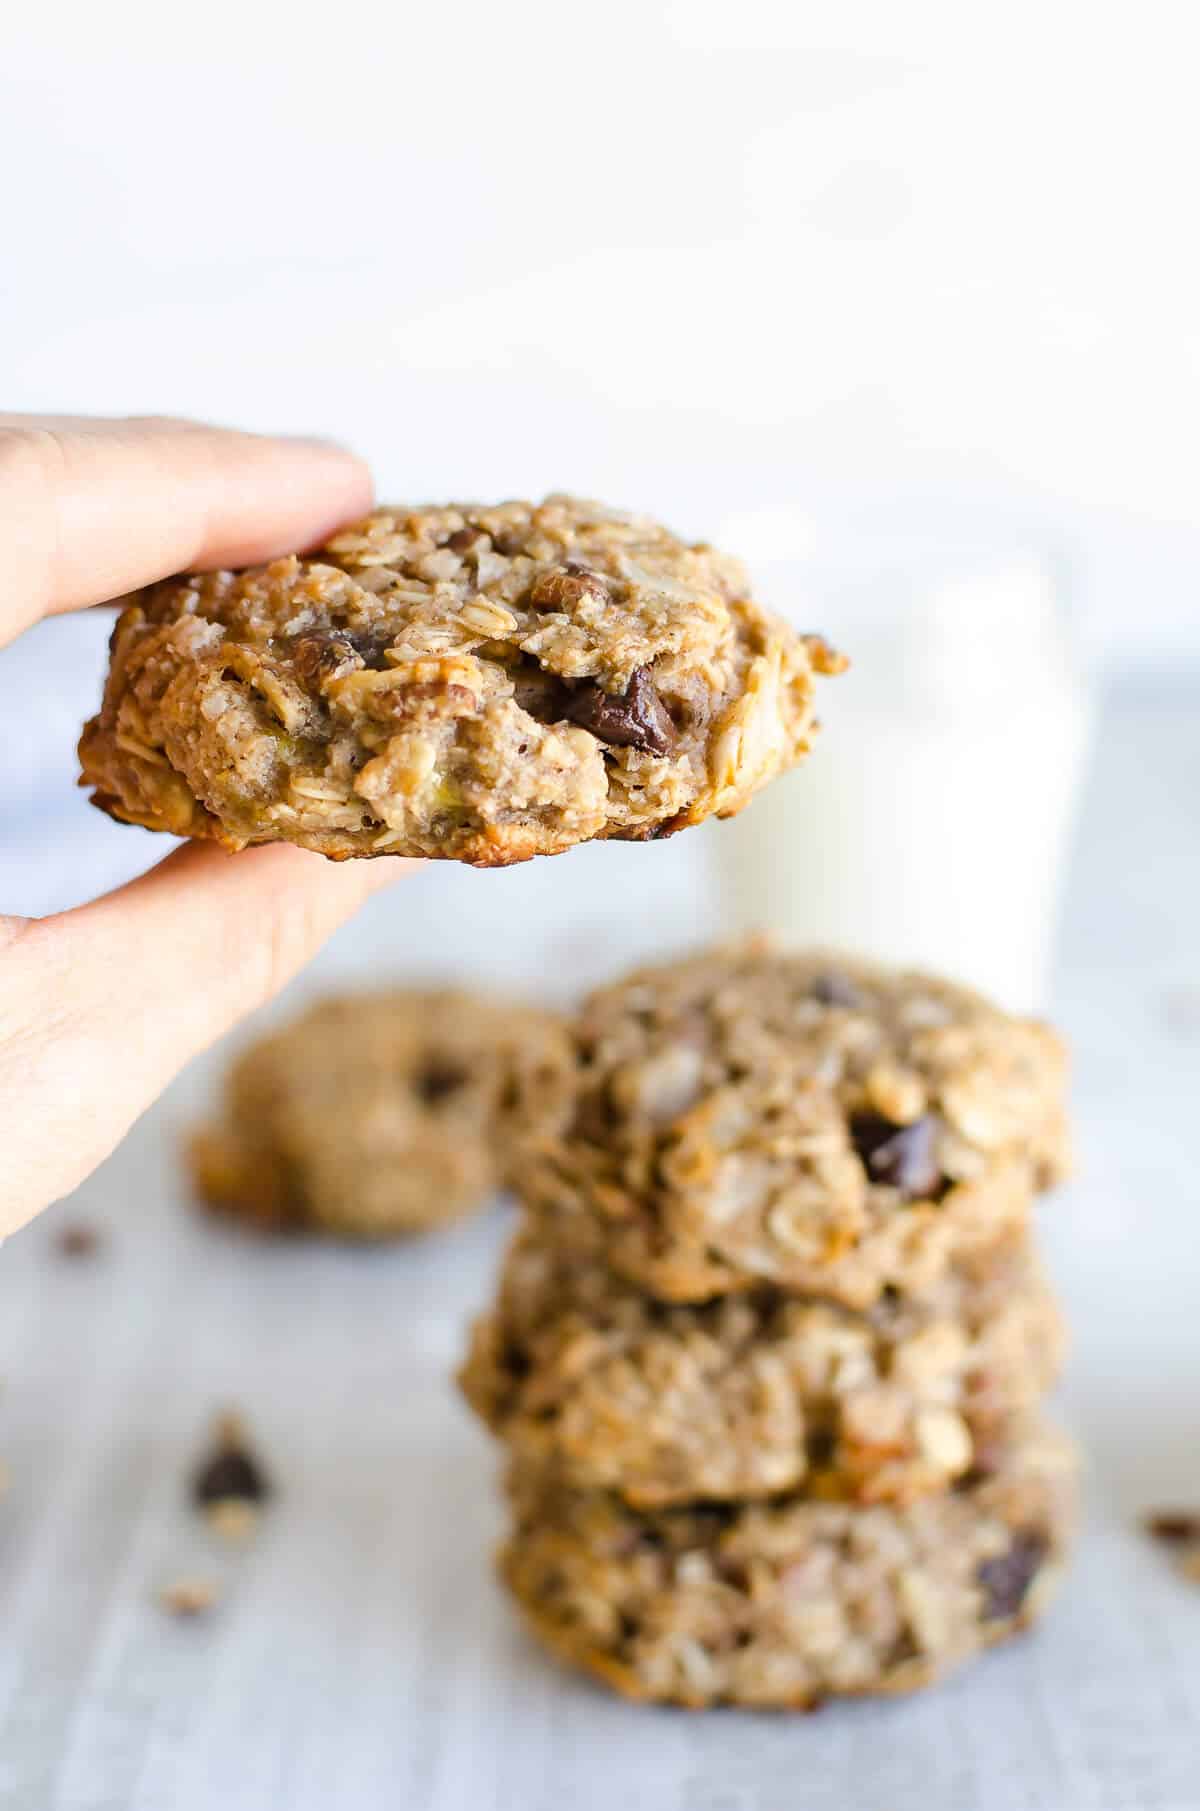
78,497 -> 844,865
499,1424 -> 1077,1708
515,943 -> 1070,1307
461,1229 -> 1065,1508
190,989 -> 570,1239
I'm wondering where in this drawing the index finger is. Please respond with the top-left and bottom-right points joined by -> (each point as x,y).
0,414 -> 374,644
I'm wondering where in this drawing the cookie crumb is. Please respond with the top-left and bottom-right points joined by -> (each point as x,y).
55,1222 -> 102,1258
204,1498 -> 261,1543
190,1410 -> 272,1513
160,1577 -> 218,1618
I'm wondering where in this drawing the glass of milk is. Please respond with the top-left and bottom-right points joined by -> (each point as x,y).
713,507 -> 1095,1014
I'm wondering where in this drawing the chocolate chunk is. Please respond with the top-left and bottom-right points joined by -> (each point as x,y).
850,1111 -> 943,1199
444,526 -> 478,552
565,666 -> 675,757
527,570 -> 610,613
1145,1510 -> 1200,1544
570,1087 -> 618,1146
492,529 -> 525,557
806,1427 -> 837,1468
193,1447 -> 268,1508
811,971 -> 866,1010
417,1060 -> 467,1104
191,1414 -> 271,1509
511,663 -> 571,724
976,1532 -> 1047,1620
55,1222 -> 101,1258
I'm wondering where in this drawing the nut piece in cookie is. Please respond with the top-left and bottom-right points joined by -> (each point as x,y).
77,496 -> 844,865
515,942 -> 1071,1307
190,988 -> 571,1241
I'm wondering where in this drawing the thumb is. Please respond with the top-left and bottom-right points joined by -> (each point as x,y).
0,842 -> 406,1235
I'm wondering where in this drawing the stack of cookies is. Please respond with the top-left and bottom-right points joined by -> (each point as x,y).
461,943 -> 1079,1709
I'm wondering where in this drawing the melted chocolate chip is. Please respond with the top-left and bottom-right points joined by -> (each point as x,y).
811,971 -> 866,1009
501,1343 -> 533,1382
565,666 -> 675,756
807,1427 -> 837,1468
976,1532 -> 1047,1620
850,1112 -> 943,1199
417,1060 -> 468,1104
570,1088 -> 618,1145
444,527 -> 478,552
511,662 -> 572,724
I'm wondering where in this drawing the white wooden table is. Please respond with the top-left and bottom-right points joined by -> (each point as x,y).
1,676 -> 1198,1811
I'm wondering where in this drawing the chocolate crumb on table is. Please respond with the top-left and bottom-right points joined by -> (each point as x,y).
1144,1508 -> 1200,1585
54,1222 -> 103,1258
190,1411 -> 272,1520
1144,1510 -> 1200,1544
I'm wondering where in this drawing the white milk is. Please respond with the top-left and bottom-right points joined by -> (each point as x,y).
716,545 -> 1094,1014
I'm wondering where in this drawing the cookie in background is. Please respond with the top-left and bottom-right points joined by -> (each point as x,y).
189,989 -> 571,1240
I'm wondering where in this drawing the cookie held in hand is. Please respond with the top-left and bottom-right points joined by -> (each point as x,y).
79,496 -> 844,864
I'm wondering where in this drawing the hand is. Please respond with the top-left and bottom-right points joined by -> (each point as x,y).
0,414 -> 402,1237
